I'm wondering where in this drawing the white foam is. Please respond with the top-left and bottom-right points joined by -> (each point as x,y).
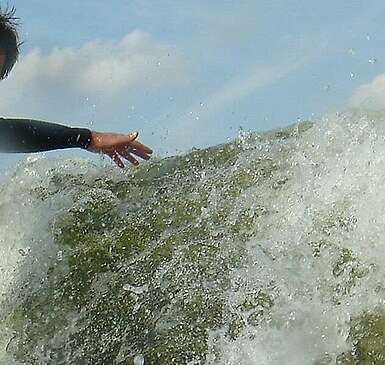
0,155 -> 101,363
209,111 -> 385,364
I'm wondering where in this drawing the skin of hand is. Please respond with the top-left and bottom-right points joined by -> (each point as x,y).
87,131 -> 153,168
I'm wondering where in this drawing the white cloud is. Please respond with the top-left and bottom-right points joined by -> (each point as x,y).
0,30 -> 188,116
349,74 -> 385,109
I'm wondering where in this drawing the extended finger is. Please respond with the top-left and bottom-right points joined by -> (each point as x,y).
107,152 -> 125,168
129,148 -> 151,160
121,152 -> 139,166
120,147 -> 150,161
128,140 -> 153,154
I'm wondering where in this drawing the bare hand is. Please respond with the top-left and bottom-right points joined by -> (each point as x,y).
87,131 -> 153,168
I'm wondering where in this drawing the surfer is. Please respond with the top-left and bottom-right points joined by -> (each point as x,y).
0,7 -> 152,168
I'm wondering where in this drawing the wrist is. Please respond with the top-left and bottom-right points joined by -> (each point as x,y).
70,127 -> 92,149
86,131 -> 102,151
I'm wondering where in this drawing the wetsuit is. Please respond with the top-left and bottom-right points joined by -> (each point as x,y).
0,118 -> 92,153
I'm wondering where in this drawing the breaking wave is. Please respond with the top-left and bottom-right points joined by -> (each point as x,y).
2,110 -> 385,364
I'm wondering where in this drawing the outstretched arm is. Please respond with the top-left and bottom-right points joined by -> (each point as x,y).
0,118 -> 152,167
0,118 -> 92,152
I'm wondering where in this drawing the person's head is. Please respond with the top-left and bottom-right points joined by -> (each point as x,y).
0,6 -> 20,79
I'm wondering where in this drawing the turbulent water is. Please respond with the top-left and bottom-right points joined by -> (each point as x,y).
3,111 -> 385,364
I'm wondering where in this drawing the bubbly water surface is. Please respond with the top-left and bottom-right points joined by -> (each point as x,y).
1,111 -> 385,364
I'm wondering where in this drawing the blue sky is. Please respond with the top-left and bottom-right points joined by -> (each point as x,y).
0,0 -> 385,170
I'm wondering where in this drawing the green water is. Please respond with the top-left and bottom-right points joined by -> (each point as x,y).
2,113 -> 385,364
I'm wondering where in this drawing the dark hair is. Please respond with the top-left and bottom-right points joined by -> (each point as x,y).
0,5 -> 20,79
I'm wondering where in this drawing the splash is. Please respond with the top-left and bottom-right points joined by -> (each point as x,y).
2,111 -> 385,364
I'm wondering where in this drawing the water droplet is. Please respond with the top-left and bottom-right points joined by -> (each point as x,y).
368,58 -> 377,64
18,248 -> 30,257
350,72 -> 356,79
123,284 -> 148,294
134,354 -> 145,365
200,102 -> 204,107
57,251 -> 63,261
201,207 -> 209,216
348,48 -> 356,56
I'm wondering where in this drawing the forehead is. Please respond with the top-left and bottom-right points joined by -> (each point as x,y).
0,48 -> 7,66
0,52 -> 6,74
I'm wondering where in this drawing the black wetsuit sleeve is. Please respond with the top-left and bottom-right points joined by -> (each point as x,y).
0,118 -> 92,153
